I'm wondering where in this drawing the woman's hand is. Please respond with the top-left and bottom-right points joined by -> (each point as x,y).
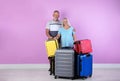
53,36 -> 58,40
54,34 -> 60,40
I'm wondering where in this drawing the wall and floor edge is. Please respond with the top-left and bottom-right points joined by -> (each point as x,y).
0,64 -> 120,69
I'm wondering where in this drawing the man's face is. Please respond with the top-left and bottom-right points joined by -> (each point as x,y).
53,12 -> 59,21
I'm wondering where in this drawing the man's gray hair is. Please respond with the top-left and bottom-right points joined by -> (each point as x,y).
53,10 -> 60,14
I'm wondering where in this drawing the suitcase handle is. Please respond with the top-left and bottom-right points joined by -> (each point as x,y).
74,41 -> 80,44
74,41 -> 80,53
47,39 -> 54,41
61,47 -> 73,49
86,54 -> 90,57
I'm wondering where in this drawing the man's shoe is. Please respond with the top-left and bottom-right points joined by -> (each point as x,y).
48,68 -> 50,71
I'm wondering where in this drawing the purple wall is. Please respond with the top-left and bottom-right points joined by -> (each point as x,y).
0,0 -> 120,64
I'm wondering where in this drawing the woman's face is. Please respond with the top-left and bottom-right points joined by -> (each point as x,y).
63,19 -> 68,25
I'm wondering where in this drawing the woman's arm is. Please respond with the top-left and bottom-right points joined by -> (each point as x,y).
72,28 -> 76,41
73,34 -> 76,41
54,34 -> 60,40
54,28 -> 61,40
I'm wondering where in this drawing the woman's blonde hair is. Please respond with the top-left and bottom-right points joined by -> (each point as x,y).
62,18 -> 71,27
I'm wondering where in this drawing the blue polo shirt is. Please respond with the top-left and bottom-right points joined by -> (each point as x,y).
58,26 -> 75,47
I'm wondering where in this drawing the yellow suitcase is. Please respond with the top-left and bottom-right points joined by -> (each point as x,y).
45,39 -> 59,57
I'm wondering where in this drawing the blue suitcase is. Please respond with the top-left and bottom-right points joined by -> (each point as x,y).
77,54 -> 93,78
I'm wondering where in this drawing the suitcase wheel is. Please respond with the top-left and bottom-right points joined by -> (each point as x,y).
81,78 -> 86,80
71,77 -> 74,80
81,77 -> 87,80
89,75 -> 92,77
54,76 -> 57,79
49,71 -> 52,75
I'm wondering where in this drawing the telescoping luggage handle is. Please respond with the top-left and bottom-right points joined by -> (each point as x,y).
55,39 -> 59,49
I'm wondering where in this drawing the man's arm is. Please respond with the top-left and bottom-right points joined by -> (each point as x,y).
46,29 -> 52,39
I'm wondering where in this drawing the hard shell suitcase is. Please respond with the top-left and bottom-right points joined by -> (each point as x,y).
74,39 -> 92,54
45,39 -> 59,57
55,49 -> 75,79
77,54 -> 93,79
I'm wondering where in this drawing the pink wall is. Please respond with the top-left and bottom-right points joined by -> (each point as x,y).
0,0 -> 120,64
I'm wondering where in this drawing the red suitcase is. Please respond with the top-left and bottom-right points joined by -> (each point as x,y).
74,39 -> 92,54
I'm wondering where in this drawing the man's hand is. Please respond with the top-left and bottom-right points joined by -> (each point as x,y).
48,36 -> 53,39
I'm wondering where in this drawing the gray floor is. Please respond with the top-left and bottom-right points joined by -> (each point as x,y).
0,68 -> 120,81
